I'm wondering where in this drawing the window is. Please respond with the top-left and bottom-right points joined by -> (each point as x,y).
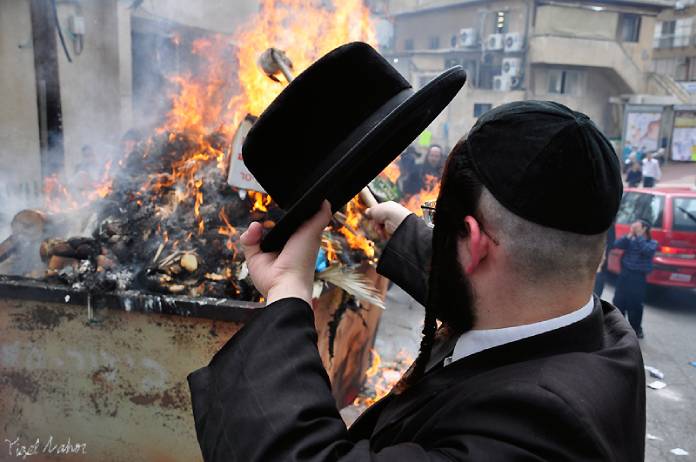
655,20 -> 675,48
675,18 -> 693,47
494,11 -> 508,34
673,197 -> 696,232
428,35 -> 440,50
474,103 -> 492,117
548,69 -> 582,96
619,14 -> 641,42
404,38 -> 414,51
653,57 -> 679,76
616,192 -> 665,228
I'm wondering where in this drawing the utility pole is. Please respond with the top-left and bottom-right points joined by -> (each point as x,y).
29,0 -> 65,180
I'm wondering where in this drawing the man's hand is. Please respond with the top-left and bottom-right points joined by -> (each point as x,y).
365,201 -> 412,239
240,201 -> 332,306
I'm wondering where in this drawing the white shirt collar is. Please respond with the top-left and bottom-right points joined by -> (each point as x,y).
445,296 -> 595,366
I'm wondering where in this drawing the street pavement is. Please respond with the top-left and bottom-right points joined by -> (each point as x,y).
601,279 -> 696,462
364,280 -> 696,460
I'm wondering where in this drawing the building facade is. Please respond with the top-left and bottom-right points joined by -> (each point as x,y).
378,0 -> 672,148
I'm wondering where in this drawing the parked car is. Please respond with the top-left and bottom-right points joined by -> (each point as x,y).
608,186 -> 696,289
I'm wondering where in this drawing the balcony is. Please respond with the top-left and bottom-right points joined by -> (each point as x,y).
528,35 -> 645,93
653,33 -> 696,49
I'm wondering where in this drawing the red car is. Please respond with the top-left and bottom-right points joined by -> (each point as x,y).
608,186 -> 696,288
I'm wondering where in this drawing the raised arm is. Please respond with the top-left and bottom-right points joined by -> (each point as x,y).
366,202 -> 432,305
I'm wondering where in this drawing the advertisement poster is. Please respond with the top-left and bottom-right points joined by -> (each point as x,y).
624,111 -> 662,153
671,111 -> 696,162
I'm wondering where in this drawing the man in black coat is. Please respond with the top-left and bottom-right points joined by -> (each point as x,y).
188,101 -> 645,461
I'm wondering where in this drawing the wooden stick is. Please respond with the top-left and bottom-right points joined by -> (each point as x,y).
0,236 -> 16,264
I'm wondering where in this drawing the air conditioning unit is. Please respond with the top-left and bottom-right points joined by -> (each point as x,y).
501,57 -> 522,77
459,28 -> 478,47
504,32 -> 524,52
486,33 -> 504,51
493,75 -> 511,91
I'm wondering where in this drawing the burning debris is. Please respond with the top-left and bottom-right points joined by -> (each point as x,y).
0,0 -> 389,306
0,0 -> 439,313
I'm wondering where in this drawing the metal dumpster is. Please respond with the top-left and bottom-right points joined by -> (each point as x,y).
0,270 -> 384,461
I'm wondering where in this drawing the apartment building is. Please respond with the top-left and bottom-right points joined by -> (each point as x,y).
378,0 -> 671,148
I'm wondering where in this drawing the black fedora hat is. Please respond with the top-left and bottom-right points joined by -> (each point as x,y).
243,42 -> 466,252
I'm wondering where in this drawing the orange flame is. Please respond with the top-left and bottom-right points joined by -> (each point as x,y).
381,162 -> 401,183
354,349 -> 414,407
322,236 -> 339,263
337,197 -> 375,258
218,209 -> 238,257
249,191 -> 272,213
365,349 -> 381,377
403,174 -> 440,217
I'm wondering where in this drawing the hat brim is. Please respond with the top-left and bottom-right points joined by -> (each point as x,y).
260,66 -> 467,252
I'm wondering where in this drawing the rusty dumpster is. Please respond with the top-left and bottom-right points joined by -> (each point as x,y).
0,270 -> 384,461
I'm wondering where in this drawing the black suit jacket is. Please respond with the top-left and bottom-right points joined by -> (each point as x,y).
188,215 -> 646,461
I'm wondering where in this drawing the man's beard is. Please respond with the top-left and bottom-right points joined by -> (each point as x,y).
430,236 -> 476,334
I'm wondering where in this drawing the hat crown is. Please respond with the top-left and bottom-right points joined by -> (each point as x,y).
467,101 -> 622,235
243,42 -> 411,209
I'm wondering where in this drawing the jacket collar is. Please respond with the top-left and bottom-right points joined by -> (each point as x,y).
352,297 -> 608,439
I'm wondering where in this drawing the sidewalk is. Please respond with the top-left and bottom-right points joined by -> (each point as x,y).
660,162 -> 696,186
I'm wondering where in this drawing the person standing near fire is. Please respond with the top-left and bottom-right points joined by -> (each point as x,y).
612,219 -> 658,338
403,144 -> 445,195
189,101 -> 645,461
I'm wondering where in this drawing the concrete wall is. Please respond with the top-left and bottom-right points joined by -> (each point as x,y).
443,86 -> 527,146
530,66 -> 625,136
56,1 -> 123,174
535,5 -> 618,40
534,4 -> 657,74
0,0 -> 42,210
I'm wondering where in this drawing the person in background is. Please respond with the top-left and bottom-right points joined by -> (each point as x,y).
622,141 -> 633,163
396,145 -> 418,192
594,222 -> 616,297
624,152 -> 637,173
642,151 -> 661,188
655,147 -> 666,166
636,145 -> 646,162
404,144 -> 445,194
612,219 -> 658,338
626,161 -> 643,187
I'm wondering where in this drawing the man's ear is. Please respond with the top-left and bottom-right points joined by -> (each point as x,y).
458,216 -> 489,275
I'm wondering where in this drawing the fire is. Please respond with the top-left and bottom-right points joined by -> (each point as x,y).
365,349 -> 381,377
218,209 -> 238,256
322,236 -> 339,263
381,162 -> 401,184
249,191 -> 272,213
338,197 -> 375,258
39,0 -> 379,266
354,349 -> 414,407
42,166 -> 113,213
233,0 -> 376,117
403,174 -> 440,217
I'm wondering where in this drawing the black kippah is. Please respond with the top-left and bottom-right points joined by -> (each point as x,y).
466,100 -> 622,235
